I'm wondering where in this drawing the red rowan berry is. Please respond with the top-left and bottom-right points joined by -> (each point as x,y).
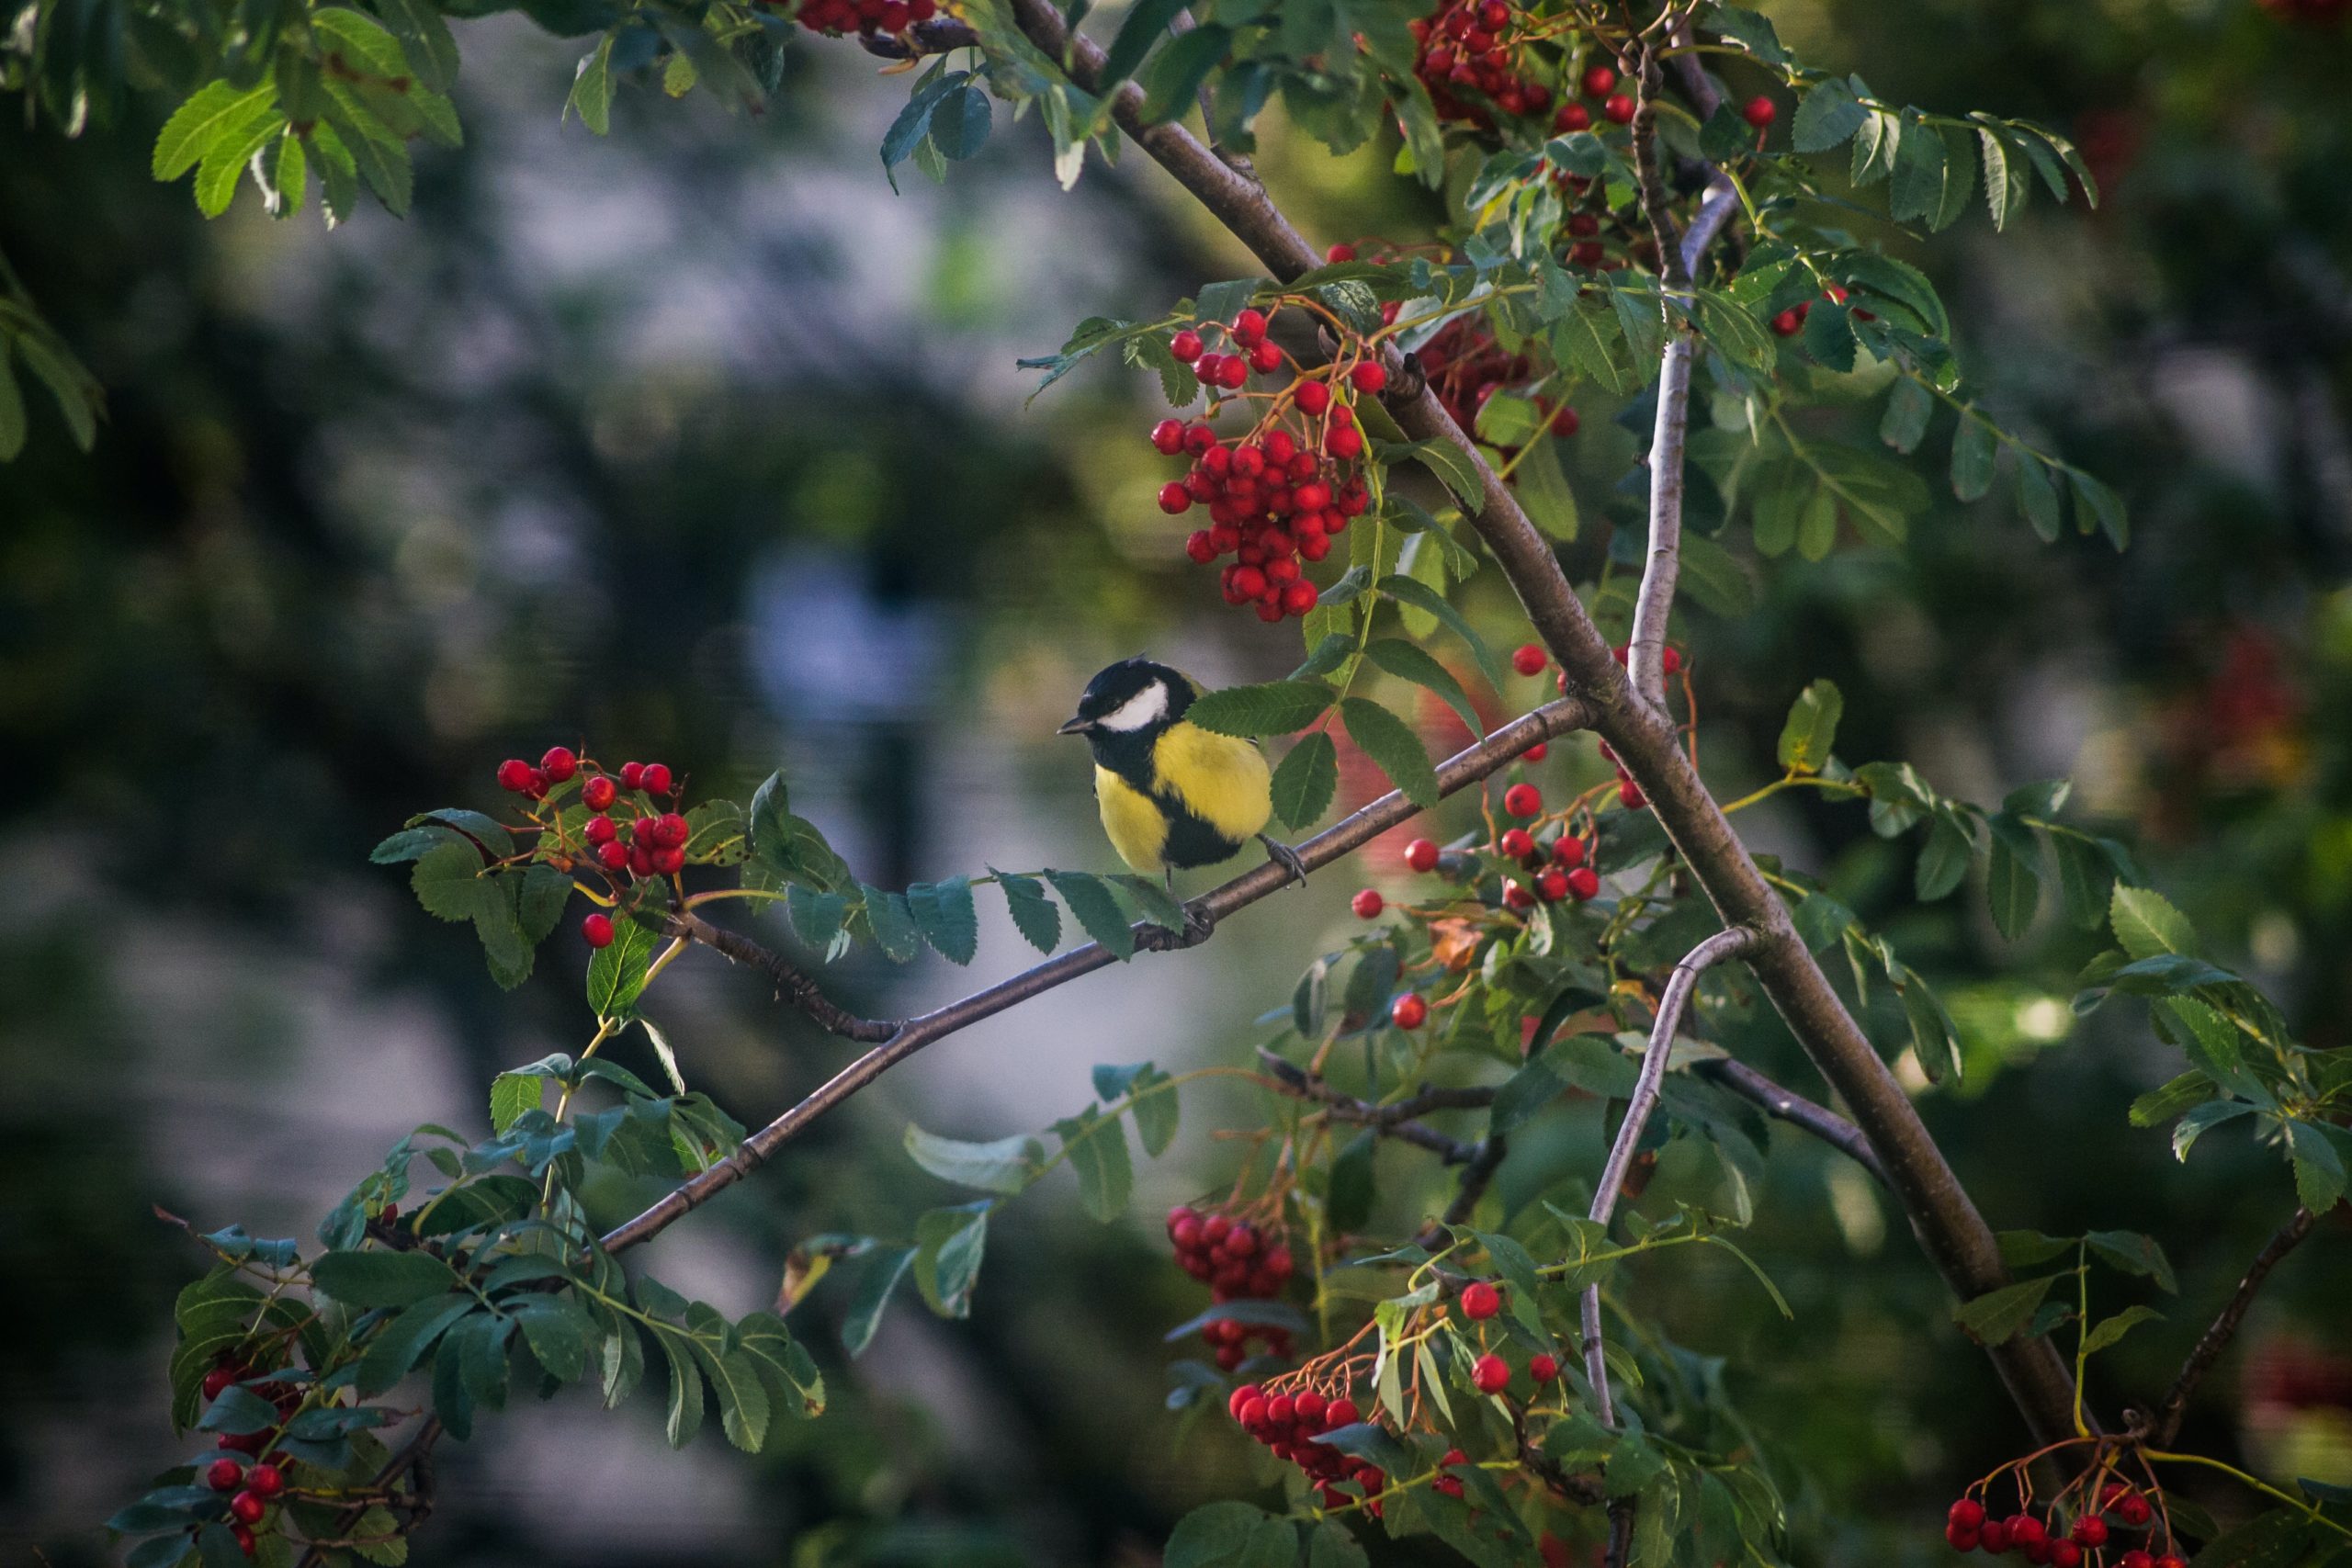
1951,1500 -> 1987,1531
1281,580 -> 1318,616
2119,1552 -> 2154,1568
1603,93 -> 1634,124
229,1492 -> 266,1525
1460,1281 -> 1501,1319
2009,1517 -> 2046,1547
1555,102 -> 1590,132
1525,742 -> 1548,760
650,847 -> 685,876
1948,1523 -> 1983,1551
1404,838 -> 1441,873
540,747 -> 579,783
1498,828 -> 1535,859
1150,418 -> 1187,454
1350,362 -> 1387,394
1581,63 -> 1615,96
1232,308 -> 1268,345
1324,1398 -> 1360,1428
1511,642 -> 1546,676
1554,837 -> 1587,868
1529,1352 -> 1558,1382
2072,1519 -> 2107,1548
496,759 -> 535,793
1295,379 -> 1330,415
247,1465 -> 285,1499
1743,95 -> 1776,128
1472,1353 -> 1510,1393
1537,868 -> 1571,901
232,1526 -> 255,1558
1566,865 -> 1600,900
1293,1390 -> 1326,1423
1390,993 -> 1429,1029
1217,355 -> 1250,389
594,840 -> 630,873
1326,425 -> 1364,458
207,1460 -> 244,1493
2117,1496 -> 2153,1527
2154,1557 -> 2187,1568
1618,779 -> 1646,809
642,763 -> 674,795
1159,481 -> 1193,515
1170,329 -> 1204,362
2051,1544 -> 2081,1568
619,761 -> 645,789
582,913 -> 615,948
202,1368 -> 239,1402
1351,888 -> 1385,919
582,775 -> 617,811
1981,1523 -> 2012,1555
1326,243 -> 1356,262
1503,782 -> 1542,817
1249,340 -> 1284,373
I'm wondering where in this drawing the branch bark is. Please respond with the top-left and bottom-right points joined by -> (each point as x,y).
666,908 -> 897,1043
2150,1206 -> 2317,1446
600,698 -> 1592,1253
1691,1056 -> 1889,1188
992,0 -> 2085,1447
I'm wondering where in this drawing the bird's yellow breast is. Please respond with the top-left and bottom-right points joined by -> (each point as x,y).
1153,720 -> 1272,841
1094,765 -> 1170,874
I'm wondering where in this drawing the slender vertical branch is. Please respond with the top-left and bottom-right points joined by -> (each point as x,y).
1579,926 -> 1758,1422
1624,41 -> 1695,714
2150,1206 -> 2317,1445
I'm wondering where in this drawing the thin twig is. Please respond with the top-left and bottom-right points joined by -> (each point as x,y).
1690,1056 -> 1888,1187
600,699 -> 1592,1253
292,1417 -> 442,1568
2150,1206 -> 2317,1446
666,908 -> 897,1043
1419,1134 -> 1508,1250
1255,1048 -> 1485,1162
1579,926 -> 1758,1425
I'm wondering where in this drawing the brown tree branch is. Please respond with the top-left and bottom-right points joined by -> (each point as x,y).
292,1416 -> 441,1568
1255,1047 -> 1485,1163
2149,1206 -> 2317,1446
1419,1134 -> 1508,1250
986,0 -> 2086,1449
599,699 -> 1592,1253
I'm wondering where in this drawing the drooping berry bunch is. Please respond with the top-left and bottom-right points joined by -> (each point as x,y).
1770,282 -> 1875,337
1408,0 -> 1557,128
189,1354 -> 300,1557
1945,1471 -> 2177,1566
1227,1383 -> 1391,1513
1413,315 -> 1581,446
1148,304 -> 1381,621
771,0 -> 938,43
492,747 -> 693,947
1167,1204 -> 1298,1369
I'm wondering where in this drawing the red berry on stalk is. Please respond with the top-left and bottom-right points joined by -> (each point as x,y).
2119,1553 -> 2154,1568
1511,642 -> 1547,676
1503,782 -> 1542,817
1537,868 -> 1571,901
1498,828 -> 1535,859
1281,580 -> 1318,616
207,1459 -> 245,1493
619,761 -> 644,789
2117,1497 -> 2153,1527
1217,355 -> 1250,389
1948,1523 -> 1983,1551
232,1526 -> 256,1558
1159,481 -> 1193,515
1324,1398 -> 1360,1428
1170,329 -> 1204,362
496,759 -> 534,793
1327,243 -> 1357,263
1351,888 -> 1385,919
2154,1557 -> 2187,1568
641,762 -> 674,795
650,847 -> 685,875
1350,362 -> 1387,394
540,746 -> 579,783
1525,743 -> 1548,760
1566,865 -> 1600,900
1951,1501 -> 1987,1531
594,840 -> 630,873
1553,837 -> 1587,868
1662,646 -> 1683,674
2072,1519 -> 2107,1548
202,1368 -> 239,1402
582,775 -> 617,811
1603,93 -> 1635,124
1404,838 -> 1441,874
1390,993 -> 1429,1030
1471,1353 -> 1510,1394
1555,102 -> 1590,132
2009,1517 -> 2046,1547
1232,308 -> 1268,345
1981,1523 -> 2012,1555
247,1464 -> 285,1498
1618,779 -> 1646,809
1249,340 -> 1284,374
1327,425 -> 1363,459
1460,1281 -> 1501,1319
1150,418 -> 1187,455
582,913 -> 615,949
2051,1544 -> 2081,1568
1503,879 -> 1536,911
1581,63 -> 1616,96
1742,94 -> 1776,128
1227,1384 -> 1261,1419
229,1492 -> 266,1526
1771,309 -> 1803,336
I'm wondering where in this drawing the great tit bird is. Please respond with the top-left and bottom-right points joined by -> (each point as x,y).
1058,658 -> 1308,895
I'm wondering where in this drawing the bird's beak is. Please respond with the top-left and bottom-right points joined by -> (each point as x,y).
1057,715 -> 1095,736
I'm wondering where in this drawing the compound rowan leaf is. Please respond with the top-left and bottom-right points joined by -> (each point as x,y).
2110,885 -> 2195,960
1045,869 -> 1135,961
310,1249 -> 459,1309
1953,1275 -> 2057,1345
1776,680 -> 1843,773
994,870 -> 1061,953
1340,696 -> 1438,809
1365,637 -> 1482,738
903,1124 -> 1045,1195
911,1202 -> 990,1319
1053,1106 -> 1134,1222
1184,680 -> 1334,737
908,876 -> 978,964
1270,730 -> 1339,829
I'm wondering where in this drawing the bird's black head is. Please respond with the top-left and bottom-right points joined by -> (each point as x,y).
1057,658 -> 1194,755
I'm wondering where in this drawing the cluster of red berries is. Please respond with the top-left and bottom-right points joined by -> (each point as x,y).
1149,306 -> 1380,620
197,1357 -> 299,1557
1167,1205 -> 1297,1370
1415,316 -> 1580,444
772,0 -> 937,41
1458,1280 -> 1561,1393
493,749 -> 690,946
1227,1384 -> 1392,1512
1770,283 -> 1875,338
1944,1486 -> 2174,1565
1408,0 -> 1558,127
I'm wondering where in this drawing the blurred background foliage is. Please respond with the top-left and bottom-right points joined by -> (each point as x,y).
5,0 -> 2351,1562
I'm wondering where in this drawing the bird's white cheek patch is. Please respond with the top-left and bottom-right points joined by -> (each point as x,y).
1097,682 -> 1170,732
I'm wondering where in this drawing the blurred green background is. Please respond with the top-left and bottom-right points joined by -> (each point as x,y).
5,0 -> 2351,1562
